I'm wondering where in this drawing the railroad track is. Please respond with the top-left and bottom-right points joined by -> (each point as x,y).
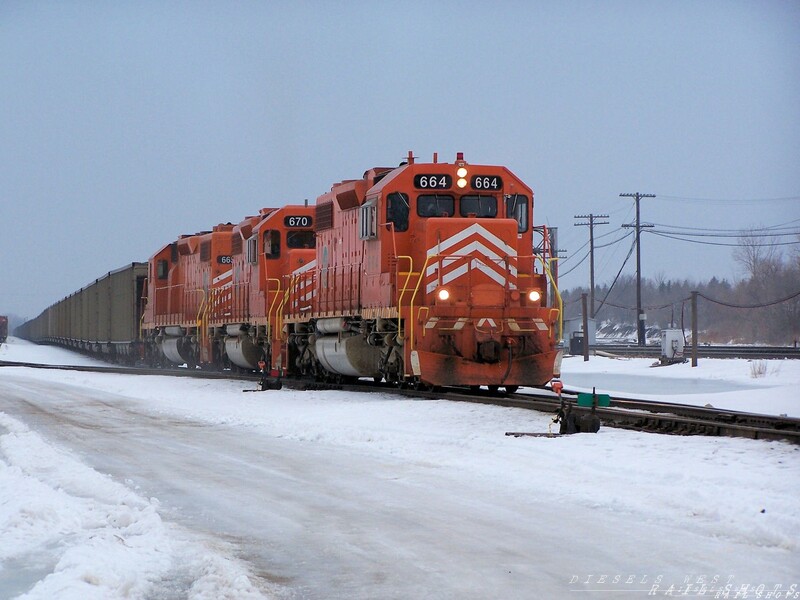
513,390 -> 800,444
2,359 -> 798,444
588,344 -> 800,360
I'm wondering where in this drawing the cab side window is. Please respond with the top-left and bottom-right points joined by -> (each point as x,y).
387,192 -> 409,232
263,230 -> 280,259
360,200 -> 378,240
156,259 -> 169,280
247,236 -> 258,264
506,194 -> 529,233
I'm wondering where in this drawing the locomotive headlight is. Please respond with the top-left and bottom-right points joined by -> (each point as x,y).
527,289 -> 542,303
456,167 -> 468,178
457,178 -> 468,189
437,287 -> 451,301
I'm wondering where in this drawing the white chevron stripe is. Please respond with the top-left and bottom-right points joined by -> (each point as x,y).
453,318 -> 468,330
426,240 -> 518,278
427,223 -> 515,258
424,225 -> 518,294
213,269 -> 233,285
426,259 -> 512,293
427,263 -> 469,293
292,259 -> 317,276
425,233 -> 518,293
290,260 -> 317,309
425,317 -> 439,329
533,318 -> 549,331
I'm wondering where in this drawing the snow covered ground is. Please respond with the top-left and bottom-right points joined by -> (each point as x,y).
1,337 -> 799,599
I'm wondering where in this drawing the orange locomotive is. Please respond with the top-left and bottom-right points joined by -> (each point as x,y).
140,152 -> 561,390
285,151 -> 562,390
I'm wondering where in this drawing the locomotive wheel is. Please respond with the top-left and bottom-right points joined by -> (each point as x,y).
487,385 -> 500,394
504,385 -> 519,394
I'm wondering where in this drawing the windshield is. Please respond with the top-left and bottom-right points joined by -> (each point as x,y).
417,194 -> 455,217
459,195 -> 497,218
287,231 -> 315,249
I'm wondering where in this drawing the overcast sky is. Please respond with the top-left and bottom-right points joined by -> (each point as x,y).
1,1 -> 799,321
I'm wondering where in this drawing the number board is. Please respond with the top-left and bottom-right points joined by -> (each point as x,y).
217,255 -> 233,265
414,174 -> 452,190
471,175 -> 503,190
284,215 -> 313,228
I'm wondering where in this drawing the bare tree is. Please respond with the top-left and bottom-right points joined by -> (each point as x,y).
733,228 -> 781,282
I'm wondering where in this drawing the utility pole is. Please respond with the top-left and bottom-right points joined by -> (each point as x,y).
574,213 -> 609,318
691,291 -> 698,367
581,293 -> 589,362
620,192 -> 655,346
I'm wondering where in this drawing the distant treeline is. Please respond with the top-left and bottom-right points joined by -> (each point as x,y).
560,248 -> 800,345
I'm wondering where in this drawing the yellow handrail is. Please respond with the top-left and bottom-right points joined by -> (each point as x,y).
408,254 -> 433,351
194,288 -> 209,363
395,255 -> 414,337
195,288 -> 207,329
266,277 -> 282,338
277,275 -> 298,340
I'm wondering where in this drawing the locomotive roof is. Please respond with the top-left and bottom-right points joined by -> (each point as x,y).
362,163 -> 407,198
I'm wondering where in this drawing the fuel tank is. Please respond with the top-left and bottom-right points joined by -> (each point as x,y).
160,337 -> 192,366
225,335 -> 262,369
314,334 -> 381,378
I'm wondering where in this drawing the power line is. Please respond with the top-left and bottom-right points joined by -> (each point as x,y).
594,236 -> 637,319
596,227 -> 632,279
658,194 -> 800,204
557,226 -> 629,265
558,249 -> 591,277
698,289 -> 800,309
558,229 -> 633,280
602,298 -> 686,312
649,231 -> 800,247
596,231 -> 633,249
650,228 -> 800,239
649,218 -> 800,233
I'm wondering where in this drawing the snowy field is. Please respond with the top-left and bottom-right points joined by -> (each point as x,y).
1,336 -> 799,599
560,352 -> 800,418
